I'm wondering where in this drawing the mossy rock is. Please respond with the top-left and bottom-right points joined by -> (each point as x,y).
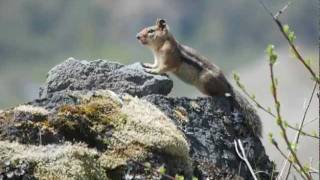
0,90 -> 192,179
0,141 -> 107,180
0,105 -> 61,145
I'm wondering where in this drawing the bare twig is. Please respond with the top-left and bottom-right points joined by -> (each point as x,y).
269,137 -> 303,179
283,82 -> 318,179
287,124 -> 319,140
234,139 -> 258,180
274,0 -> 294,19
303,118 -> 319,127
309,167 -> 319,174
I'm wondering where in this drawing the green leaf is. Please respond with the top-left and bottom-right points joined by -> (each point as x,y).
283,121 -> 288,128
266,44 -> 278,64
312,76 -> 320,82
303,164 -> 310,173
283,24 -> 296,43
270,54 -> 278,65
268,133 -> 277,146
290,142 -> 297,152
268,133 -> 273,143
288,154 -> 295,163
192,177 -> 199,180
251,94 -> 256,100
288,31 -> 296,43
267,107 -> 272,113
276,117 -> 282,125
305,58 -> 313,67
283,24 -> 290,34
158,165 -> 166,175
233,72 -> 240,81
175,175 -> 185,180
266,44 -> 274,56
312,130 -> 318,137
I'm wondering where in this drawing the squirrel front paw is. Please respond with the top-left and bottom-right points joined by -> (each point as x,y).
144,67 -> 160,74
142,63 -> 156,68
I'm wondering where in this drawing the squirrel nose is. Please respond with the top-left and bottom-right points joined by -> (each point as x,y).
136,34 -> 141,40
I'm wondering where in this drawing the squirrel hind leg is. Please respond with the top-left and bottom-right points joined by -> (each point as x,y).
200,73 -> 231,96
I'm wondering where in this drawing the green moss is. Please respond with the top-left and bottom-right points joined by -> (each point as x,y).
57,96 -> 126,126
52,94 -> 127,150
103,95 -> 192,176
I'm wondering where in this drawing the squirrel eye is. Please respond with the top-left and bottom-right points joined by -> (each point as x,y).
148,29 -> 155,33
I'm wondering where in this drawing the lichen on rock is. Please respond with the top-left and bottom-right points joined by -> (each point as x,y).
0,141 -> 107,180
103,95 -> 192,176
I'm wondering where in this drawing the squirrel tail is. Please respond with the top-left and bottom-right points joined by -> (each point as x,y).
227,89 -> 262,137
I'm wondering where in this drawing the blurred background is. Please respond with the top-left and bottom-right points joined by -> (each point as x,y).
0,0 -> 318,177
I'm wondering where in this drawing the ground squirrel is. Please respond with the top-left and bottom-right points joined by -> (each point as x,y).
136,19 -> 262,137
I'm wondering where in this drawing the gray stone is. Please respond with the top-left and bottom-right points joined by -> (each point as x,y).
39,58 -> 173,99
144,95 -> 274,180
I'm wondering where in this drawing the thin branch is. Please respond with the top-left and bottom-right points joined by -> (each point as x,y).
234,139 -> 258,180
234,75 -> 319,130
303,118 -> 319,127
309,167 -> 319,174
269,61 -> 312,179
296,82 -> 318,142
284,82 -> 318,178
274,0 -> 294,19
274,20 -> 319,84
254,1 -> 317,179
256,0 -> 274,17
233,73 -> 276,117
287,124 -> 319,140
242,88 -> 275,118
256,0 -> 319,84
269,138 -> 304,180
234,74 -> 319,140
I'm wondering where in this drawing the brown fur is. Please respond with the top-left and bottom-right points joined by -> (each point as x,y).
137,19 -> 262,137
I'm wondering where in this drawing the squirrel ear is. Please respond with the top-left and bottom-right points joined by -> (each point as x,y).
156,18 -> 166,30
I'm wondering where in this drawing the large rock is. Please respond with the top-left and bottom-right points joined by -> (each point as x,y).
0,58 -> 274,180
39,57 -> 173,99
145,95 -> 273,179
0,90 -> 191,179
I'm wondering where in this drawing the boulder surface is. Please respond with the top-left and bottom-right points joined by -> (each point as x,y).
0,58 -> 274,180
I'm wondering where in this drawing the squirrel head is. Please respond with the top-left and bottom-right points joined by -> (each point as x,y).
136,18 -> 170,49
